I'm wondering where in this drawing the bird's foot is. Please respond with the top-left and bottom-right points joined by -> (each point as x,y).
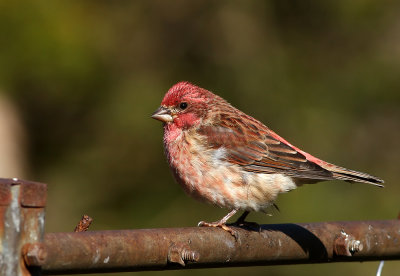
198,220 -> 238,239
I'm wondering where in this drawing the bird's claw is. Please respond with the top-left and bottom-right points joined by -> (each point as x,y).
198,220 -> 238,239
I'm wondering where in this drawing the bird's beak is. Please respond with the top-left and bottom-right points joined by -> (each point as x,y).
151,106 -> 173,122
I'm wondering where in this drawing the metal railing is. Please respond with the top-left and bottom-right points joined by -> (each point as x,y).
0,178 -> 399,275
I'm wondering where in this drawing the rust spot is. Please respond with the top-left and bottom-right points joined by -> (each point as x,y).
19,180 -> 47,207
333,231 -> 363,257
0,180 -> 11,206
22,243 -> 48,267
168,242 -> 200,266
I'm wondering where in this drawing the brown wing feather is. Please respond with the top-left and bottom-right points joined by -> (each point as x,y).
195,94 -> 383,186
197,110 -> 335,182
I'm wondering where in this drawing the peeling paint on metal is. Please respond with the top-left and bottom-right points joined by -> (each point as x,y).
2,185 -> 21,275
223,238 -> 235,249
93,249 -> 100,264
10,186 -> 20,233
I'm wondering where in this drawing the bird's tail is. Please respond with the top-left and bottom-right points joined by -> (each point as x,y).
328,165 -> 384,187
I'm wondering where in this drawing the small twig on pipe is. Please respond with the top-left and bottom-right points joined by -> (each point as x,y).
74,215 -> 93,232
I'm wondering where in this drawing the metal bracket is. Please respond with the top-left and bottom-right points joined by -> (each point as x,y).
0,178 -> 47,276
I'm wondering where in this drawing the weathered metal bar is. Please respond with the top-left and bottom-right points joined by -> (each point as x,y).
0,178 -> 47,276
42,220 -> 400,274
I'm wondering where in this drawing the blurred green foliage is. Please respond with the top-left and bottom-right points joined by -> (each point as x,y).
0,1 -> 399,275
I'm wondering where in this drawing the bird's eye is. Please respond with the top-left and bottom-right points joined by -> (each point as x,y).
179,102 -> 188,110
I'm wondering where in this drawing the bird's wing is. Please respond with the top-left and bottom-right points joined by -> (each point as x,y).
197,114 -> 334,181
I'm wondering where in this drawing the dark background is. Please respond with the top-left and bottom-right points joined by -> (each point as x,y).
0,1 -> 399,275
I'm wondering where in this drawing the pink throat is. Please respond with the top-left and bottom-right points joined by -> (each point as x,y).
163,123 -> 182,142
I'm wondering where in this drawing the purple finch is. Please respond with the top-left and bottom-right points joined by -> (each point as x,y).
152,82 -> 384,236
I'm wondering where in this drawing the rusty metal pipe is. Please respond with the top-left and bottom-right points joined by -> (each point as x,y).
42,220 -> 400,274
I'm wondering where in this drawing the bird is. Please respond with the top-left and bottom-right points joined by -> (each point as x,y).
152,81 -> 384,237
